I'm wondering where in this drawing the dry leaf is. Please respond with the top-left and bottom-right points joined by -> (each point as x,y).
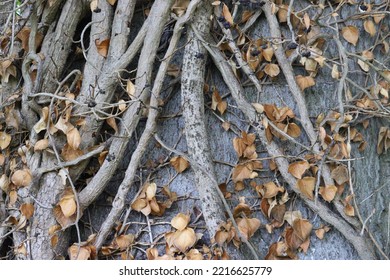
68,245 -> 91,260
296,75 -> 315,91
172,228 -> 197,253
296,177 -> 315,200
264,63 -> 280,77
262,47 -> 274,62
11,169 -> 32,187
58,188 -> 77,218
34,139 -> 49,152
106,117 -> 118,133
331,64 -> 340,79
288,161 -> 310,179
363,19 -> 376,37
0,131 -> 11,150
319,185 -> 337,202
341,26 -> 359,46
115,234 -> 134,250
236,217 -> 261,240
293,218 -> 312,241
107,0 -> 117,5
171,213 -> 190,231
20,203 -> 34,219
222,3 -> 234,25
126,80 -> 136,99
170,156 -> 190,173
331,165 -> 349,185
67,127 -> 81,149
95,38 -> 110,58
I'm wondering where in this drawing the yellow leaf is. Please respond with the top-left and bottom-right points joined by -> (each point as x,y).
171,213 -> 190,231
0,131 -> 11,150
341,26 -> 359,46
33,107 -> 49,133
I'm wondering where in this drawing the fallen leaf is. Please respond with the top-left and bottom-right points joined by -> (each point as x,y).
34,139 -> 49,152
264,63 -> 280,77
363,19 -> 376,37
331,165 -> 349,185
0,131 -> 11,150
67,127 -> 81,149
170,156 -> 190,173
296,75 -> 315,91
95,38 -> 110,58
172,228 -> 197,253
296,177 -> 315,200
171,213 -> 190,231
341,26 -> 359,46
11,169 -> 32,187
288,161 -> 310,179
319,185 -> 337,202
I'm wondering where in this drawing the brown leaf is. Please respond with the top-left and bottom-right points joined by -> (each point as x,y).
296,177 -> 315,200
0,131 -> 11,150
288,160 -> 310,179
232,163 -> 257,182
170,156 -> 190,173
115,234 -> 135,250
331,165 -> 349,185
236,217 -> 260,240
341,26 -> 359,46
292,218 -> 312,241
319,185 -> 337,202
222,3 -> 234,25
34,139 -> 49,152
58,188 -> 77,218
260,181 -> 284,199
262,47 -> 274,62
296,75 -> 315,91
315,225 -> 331,239
107,0 -> 117,5
286,123 -> 301,138
264,63 -> 280,77
11,169 -> 32,188
95,38 -> 110,58
171,213 -> 190,231
106,117 -> 118,134
363,19 -> 376,37
20,203 -> 34,219
67,127 -> 81,150
173,228 -> 197,253
68,245 -> 91,260
344,203 -> 355,216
